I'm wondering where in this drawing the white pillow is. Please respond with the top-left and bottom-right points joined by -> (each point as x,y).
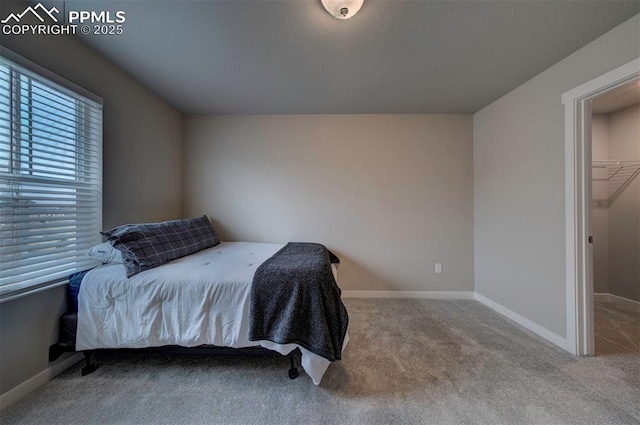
87,242 -> 123,264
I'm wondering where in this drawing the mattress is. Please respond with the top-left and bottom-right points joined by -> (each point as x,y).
76,241 -> 347,385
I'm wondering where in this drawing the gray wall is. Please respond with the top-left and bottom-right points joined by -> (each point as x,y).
592,114 -> 610,294
0,17 -> 184,394
184,115 -> 474,293
608,104 -> 640,302
473,15 -> 640,338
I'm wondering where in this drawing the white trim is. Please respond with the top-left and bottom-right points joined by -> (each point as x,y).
605,293 -> 640,307
0,290 -> 584,408
594,293 -> 640,309
562,58 -> 640,356
341,290 -> 475,299
561,59 -> 640,103
0,353 -> 83,410
474,293 -> 571,352
342,291 -> 575,352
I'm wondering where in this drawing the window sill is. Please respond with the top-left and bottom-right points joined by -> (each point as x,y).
0,278 -> 69,304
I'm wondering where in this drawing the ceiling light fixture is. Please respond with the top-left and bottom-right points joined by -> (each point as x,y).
321,0 -> 364,19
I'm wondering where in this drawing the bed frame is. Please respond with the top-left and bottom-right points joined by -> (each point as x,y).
49,313 -> 300,380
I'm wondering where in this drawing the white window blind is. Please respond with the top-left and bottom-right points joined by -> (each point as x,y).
0,55 -> 103,296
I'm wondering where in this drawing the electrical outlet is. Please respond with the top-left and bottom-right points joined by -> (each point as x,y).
435,263 -> 442,274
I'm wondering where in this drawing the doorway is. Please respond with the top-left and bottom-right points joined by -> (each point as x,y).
590,81 -> 640,355
562,58 -> 640,357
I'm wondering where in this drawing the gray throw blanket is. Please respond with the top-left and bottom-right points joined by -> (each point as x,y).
249,243 -> 348,362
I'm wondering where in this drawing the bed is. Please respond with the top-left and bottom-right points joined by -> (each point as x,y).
52,216 -> 349,385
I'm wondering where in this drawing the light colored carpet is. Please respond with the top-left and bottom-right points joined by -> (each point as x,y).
1,298 -> 638,425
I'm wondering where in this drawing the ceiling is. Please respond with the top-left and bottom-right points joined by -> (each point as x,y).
592,80 -> 640,114
46,1 -> 640,114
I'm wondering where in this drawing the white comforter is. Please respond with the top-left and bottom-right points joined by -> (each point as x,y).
77,241 -> 348,385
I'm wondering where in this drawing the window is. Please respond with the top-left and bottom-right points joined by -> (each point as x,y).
0,54 -> 102,296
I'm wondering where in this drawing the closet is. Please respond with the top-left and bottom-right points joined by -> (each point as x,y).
590,95 -> 639,354
591,104 -> 640,305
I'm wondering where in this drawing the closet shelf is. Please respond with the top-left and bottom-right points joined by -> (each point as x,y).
592,160 -> 640,206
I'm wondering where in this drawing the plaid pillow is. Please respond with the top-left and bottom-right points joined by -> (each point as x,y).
102,215 -> 220,278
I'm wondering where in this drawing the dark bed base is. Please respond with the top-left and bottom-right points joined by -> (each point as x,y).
49,313 -> 300,380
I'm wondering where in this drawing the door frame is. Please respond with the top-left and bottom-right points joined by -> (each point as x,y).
562,58 -> 640,356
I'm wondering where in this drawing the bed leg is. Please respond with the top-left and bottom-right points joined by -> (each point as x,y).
48,343 -> 65,362
81,351 -> 97,376
288,353 -> 299,380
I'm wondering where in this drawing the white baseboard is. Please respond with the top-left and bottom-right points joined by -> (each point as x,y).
474,293 -> 571,352
341,290 -> 475,299
0,353 -> 83,411
594,293 -> 640,309
0,290 -> 590,408
343,291 -> 573,353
